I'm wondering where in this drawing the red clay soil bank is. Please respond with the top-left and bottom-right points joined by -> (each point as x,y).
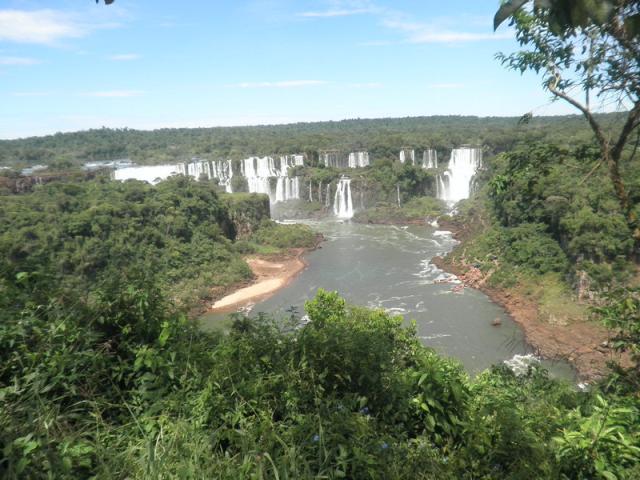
431,256 -> 629,381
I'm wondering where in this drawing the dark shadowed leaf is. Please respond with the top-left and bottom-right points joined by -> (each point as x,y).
494,0 -> 529,30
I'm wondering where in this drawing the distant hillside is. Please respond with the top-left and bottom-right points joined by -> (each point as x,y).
0,113 -> 625,167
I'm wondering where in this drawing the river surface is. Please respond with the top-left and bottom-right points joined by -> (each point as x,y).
201,220 -> 574,379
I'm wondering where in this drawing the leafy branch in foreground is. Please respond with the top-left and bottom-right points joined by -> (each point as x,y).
495,0 -> 640,245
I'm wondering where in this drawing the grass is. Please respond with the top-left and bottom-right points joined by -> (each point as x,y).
516,273 -> 588,326
353,197 -> 446,224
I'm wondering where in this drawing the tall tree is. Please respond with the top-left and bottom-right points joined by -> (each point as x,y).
495,0 -> 640,244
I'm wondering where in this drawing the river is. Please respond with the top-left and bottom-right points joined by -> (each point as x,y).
200,220 -> 575,379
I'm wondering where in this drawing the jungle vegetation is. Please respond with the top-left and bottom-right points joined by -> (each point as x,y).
1,2 -> 640,478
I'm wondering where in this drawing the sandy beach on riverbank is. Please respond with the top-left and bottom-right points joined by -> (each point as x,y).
209,249 -> 308,314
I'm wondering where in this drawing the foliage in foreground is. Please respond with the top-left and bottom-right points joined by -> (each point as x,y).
1,287 -> 639,479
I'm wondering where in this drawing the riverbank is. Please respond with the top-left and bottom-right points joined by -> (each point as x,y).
432,236 -> 628,381
207,234 -> 322,314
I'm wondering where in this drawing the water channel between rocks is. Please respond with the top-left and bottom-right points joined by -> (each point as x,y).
200,220 -> 575,379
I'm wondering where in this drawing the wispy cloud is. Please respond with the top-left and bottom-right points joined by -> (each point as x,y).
109,53 -> 140,61
0,10 -> 86,45
0,9 -> 122,45
0,56 -> 40,65
232,80 -> 328,88
297,8 -> 374,18
80,90 -> 145,98
382,18 -> 513,44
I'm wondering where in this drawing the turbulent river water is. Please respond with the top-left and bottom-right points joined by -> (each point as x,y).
201,220 -> 575,379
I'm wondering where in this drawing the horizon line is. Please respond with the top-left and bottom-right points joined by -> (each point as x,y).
0,111 -> 617,141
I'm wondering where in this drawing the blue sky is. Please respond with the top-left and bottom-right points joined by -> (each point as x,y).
0,0 -> 585,139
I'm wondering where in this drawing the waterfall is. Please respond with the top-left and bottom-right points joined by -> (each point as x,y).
325,183 -> 331,207
348,151 -> 370,168
399,149 -> 415,165
114,164 -> 181,184
275,176 -> 300,203
437,147 -> 482,203
321,151 -> 344,168
321,151 -> 369,168
180,158 -> 234,192
240,156 -> 302,203
333,177 -> 354,219
423,149 -> 438,169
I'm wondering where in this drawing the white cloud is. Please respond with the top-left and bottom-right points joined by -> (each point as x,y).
0,10 -> 86,45
383,18 -> 513,44
109,53 -> 140,61
233,80 -> 328,88
0,9 -> 123,45
0,56 -> 40,65
80,90 -> 145,98
298,9 -> 374,18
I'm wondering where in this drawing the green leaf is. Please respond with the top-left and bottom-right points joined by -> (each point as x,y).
599,471 -> 617,480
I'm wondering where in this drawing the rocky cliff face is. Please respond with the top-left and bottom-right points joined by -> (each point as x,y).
223,193 -> 271,238
0,171 -> 104,194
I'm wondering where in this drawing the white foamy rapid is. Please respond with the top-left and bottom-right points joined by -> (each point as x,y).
503,354 -> 540,377
437,147 -> 482,203
333,177 -> 354,219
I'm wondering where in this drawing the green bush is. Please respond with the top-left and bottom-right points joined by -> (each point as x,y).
250,219 -> 318,249
4,287 -> 639,479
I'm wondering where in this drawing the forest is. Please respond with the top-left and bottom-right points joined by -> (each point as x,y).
2,0 -> 640,478
0,114 -> 623,168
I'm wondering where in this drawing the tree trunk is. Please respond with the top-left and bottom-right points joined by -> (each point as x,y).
605,149 -> 640,244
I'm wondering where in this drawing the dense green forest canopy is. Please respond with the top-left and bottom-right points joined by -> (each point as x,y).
0,176 -> 315,308
1,129 -> 639,479
0,114 -> 625,167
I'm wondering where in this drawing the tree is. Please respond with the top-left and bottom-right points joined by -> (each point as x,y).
494,0 -> 640,245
